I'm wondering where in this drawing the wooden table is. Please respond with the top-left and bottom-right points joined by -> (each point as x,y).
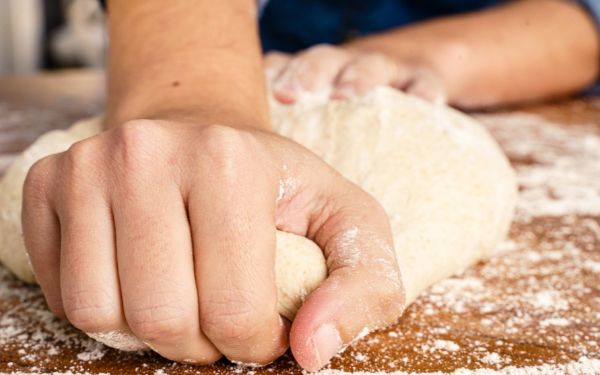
0,71 -> 598,374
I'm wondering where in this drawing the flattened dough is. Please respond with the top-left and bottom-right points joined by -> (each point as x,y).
0,87 -> 517,351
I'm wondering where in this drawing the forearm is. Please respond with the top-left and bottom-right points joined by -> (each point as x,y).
106,0 -> 270,128
346,0 -> 600,108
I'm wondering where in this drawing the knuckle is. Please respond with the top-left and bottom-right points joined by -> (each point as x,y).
65,137 -> 96,164
198,125 -> 254,180
24,155 -> 55,199
58,138 -> 107,202
112,119 -> 165,169
289,44 -> 343,81
281,59 -> 317,87
62,138 -> 99,180
63,289 -> 119,332
349,53 -> 395,81
127,300 -> 194,342
200,292 -> 265,343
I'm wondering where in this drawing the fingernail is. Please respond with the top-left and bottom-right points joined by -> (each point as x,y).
274,87 -> 297,104
310,324 -> 342,369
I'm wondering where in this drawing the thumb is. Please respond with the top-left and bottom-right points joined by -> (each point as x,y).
290,183 -> 405,371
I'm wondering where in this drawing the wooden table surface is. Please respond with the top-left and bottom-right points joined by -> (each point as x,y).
0,71 -> 599,375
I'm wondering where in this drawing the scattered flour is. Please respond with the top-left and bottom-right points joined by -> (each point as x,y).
527,290 -> 569,311
539,317 -> 570,328
433,340 -> 460,352
313,357 -> 600,374
1,105 -> 600,374
583,260 -> 600,273
478,112 -> 600,218
480,353 -> 504,366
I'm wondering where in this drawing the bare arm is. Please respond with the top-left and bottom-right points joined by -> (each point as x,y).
346,0 -> 600,108
22,1 -> 405,369
106,0 -> 270,127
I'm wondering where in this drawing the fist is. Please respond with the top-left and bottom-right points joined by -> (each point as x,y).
22,119 -> 404,370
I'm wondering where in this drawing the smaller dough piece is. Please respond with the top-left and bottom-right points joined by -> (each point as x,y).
0,88 -> 517,352
0,120 -> 101,283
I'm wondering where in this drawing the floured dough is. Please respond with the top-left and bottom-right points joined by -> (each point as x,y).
0,87 -> 517,351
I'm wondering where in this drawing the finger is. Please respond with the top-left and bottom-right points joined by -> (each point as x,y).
112,127 -> 220,364
290,183 -> 405,372
191,127 -> 287,365
55,141 -> 125,334
22,155 -> 64,317
405,69 -> 447,105
332,52 -> 401,99
273,44 -> 354,104
264,51 -> 291,85
115,183 -> 220,364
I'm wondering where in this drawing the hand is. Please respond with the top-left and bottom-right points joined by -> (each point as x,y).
22,119 -> 404,370
266,44 -> 446,105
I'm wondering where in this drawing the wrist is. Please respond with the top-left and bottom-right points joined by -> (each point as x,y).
106,61 -> 271,130
107,93 -> 271,131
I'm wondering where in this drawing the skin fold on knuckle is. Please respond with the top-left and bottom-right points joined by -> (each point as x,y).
200,290 -> 267,345
199,125 -> 247,167
63,289 -> 120,332
110,119 -> 169,179
126,299 -> 194,343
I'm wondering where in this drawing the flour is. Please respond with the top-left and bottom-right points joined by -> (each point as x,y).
480,353 -> 505,366
312,357 -> 600,374
539,318 -> 570,328
477,113 -> 600,218
583,260 -> 600,273
432,340 -> 460,352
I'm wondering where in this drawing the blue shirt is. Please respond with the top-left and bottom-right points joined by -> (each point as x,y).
98,0 -> 599,54
259,0 -> 504,52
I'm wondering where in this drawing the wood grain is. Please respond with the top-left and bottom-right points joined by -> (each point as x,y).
0,71 -> 598,374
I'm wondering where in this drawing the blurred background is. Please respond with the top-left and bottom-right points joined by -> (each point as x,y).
0,0 -> 105,75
